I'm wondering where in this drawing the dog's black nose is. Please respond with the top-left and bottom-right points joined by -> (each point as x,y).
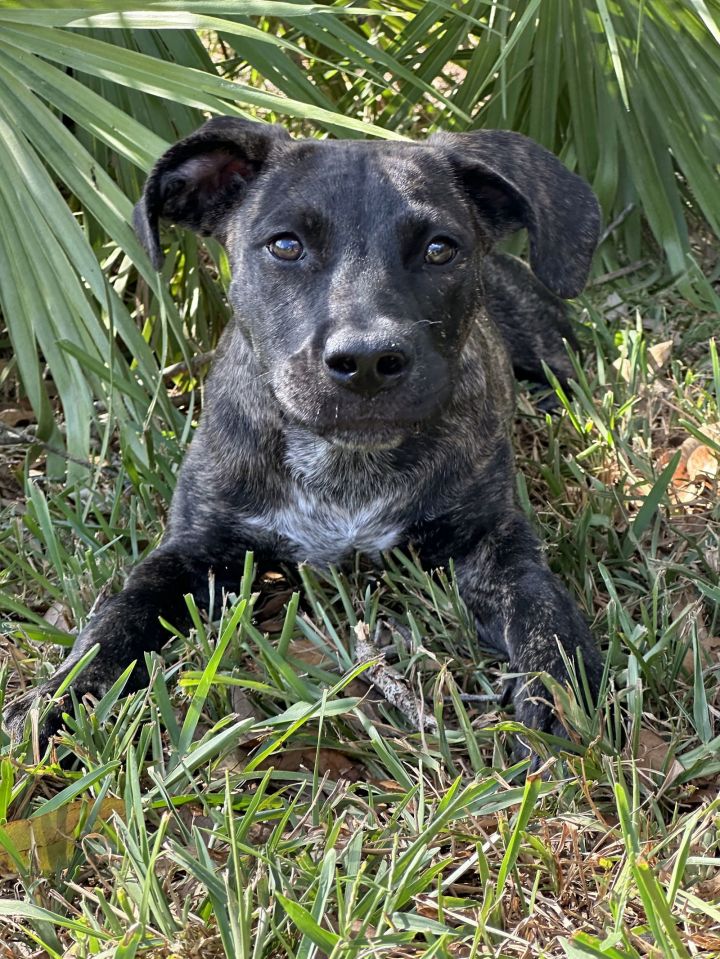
324,335 -> 410,395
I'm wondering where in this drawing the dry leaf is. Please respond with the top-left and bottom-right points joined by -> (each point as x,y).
686,444 -> 718,481
633,729 -> 683,788
683,635 -> 720,674
635,729 -> 671,772
612,356 -> 632,383
43,601 -> 72,633
272,747 -> 364,781
288,636 -> 331,668
653,435 -> 717,505
613,339 -> 672,382
0,797 -> 124,875
675,436 -> 702,476
373,779 -> 407,792
647,340 -> 673,370
219,743 -> 364,782
655,436 -> 698,477
230,687 -> 264,722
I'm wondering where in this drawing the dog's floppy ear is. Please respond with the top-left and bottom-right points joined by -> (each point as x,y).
430,130 -> 600,298
134,117 -> 290,269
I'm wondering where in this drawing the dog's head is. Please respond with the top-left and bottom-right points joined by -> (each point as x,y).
135,118 -> 599,448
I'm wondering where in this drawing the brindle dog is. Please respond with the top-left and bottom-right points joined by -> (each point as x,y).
5,119 -> 603,751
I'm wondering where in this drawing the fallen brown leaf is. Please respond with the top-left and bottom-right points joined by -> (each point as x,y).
635,729 -> 670,772
246,746 -> 364,781
653,434 -> 719,505
0,797 -> 124,875
683,635 -> 720,675
686,444 -> 718,481
288,636 -> 332,668
43,601 -> 72,633
372,779 -> 407,792
647,339 -> 673,371
633,729 -> 683,788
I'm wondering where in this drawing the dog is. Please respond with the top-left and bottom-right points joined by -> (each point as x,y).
4,118 -> 603,751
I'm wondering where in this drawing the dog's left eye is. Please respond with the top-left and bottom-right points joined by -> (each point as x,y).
424,237 -> 457,265
268,234 -> 304,261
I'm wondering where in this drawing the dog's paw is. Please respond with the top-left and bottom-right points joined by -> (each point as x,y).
511,697 -> 568,773
3,662 -> 126,747
512,687 -> 567,740
3,683 -> 64,746
500,672 -> 571,771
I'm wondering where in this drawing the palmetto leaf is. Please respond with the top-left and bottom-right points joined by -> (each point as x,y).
0,1 -> 717,473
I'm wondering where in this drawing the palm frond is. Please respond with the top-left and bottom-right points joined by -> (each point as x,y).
0,0 -> 717,471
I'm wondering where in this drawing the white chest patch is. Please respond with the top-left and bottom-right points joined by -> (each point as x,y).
241,430 -> 408,565
244,487 -> 403,566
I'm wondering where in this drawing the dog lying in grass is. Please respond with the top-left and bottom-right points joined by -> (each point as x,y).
5,118 -> 603,755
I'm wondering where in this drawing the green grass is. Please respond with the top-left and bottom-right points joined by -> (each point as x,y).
1,275 -> 719,956
1,1 -> 719,471
1,2 -> 720,953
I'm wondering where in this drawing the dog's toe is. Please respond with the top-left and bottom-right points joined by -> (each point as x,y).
3,685 -> 61,745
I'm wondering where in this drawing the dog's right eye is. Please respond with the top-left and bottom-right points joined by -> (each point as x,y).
424,237 -> 457,265
268,234 -> 304,261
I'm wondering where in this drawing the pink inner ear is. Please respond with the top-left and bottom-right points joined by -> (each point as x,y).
177,150 -> 254,194
218,155 -> 253,185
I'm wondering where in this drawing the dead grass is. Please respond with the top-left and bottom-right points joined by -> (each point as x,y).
0,275 -> 719,957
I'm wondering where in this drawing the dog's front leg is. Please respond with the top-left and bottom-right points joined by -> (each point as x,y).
454,512 -> 602,742
4,543 -> 225,742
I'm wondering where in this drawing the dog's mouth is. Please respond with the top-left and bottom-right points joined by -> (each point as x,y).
276,382 -> 452,449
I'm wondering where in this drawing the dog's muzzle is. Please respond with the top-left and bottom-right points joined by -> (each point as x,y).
323,329 -> 412,397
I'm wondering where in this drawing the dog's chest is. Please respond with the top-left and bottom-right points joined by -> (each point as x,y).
264,488 -> 403,565
244,436 -> 406,565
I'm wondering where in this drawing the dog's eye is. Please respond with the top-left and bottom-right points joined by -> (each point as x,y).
268,234 -> 303,261
424,237 -> 457,265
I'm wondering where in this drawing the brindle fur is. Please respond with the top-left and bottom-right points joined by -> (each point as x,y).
5,119 -> 603,750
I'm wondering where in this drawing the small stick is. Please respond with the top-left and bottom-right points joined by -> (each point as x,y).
597,202 -> 635,246
0,422 -> 108,473
590,258 -> 652,287
354,622 -> 437,733
161,350 -> 216,379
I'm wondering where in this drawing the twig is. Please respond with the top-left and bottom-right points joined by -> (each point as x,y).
455,693 -> 501,703
161,350 -> 216,379
354,622 -> 437,732
0,422 -> 113,473
597,202 -> 635,246
590,259 -> 652,287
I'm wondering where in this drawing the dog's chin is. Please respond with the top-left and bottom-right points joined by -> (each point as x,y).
315,424 -> 412,451
279,404 -> 422,450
